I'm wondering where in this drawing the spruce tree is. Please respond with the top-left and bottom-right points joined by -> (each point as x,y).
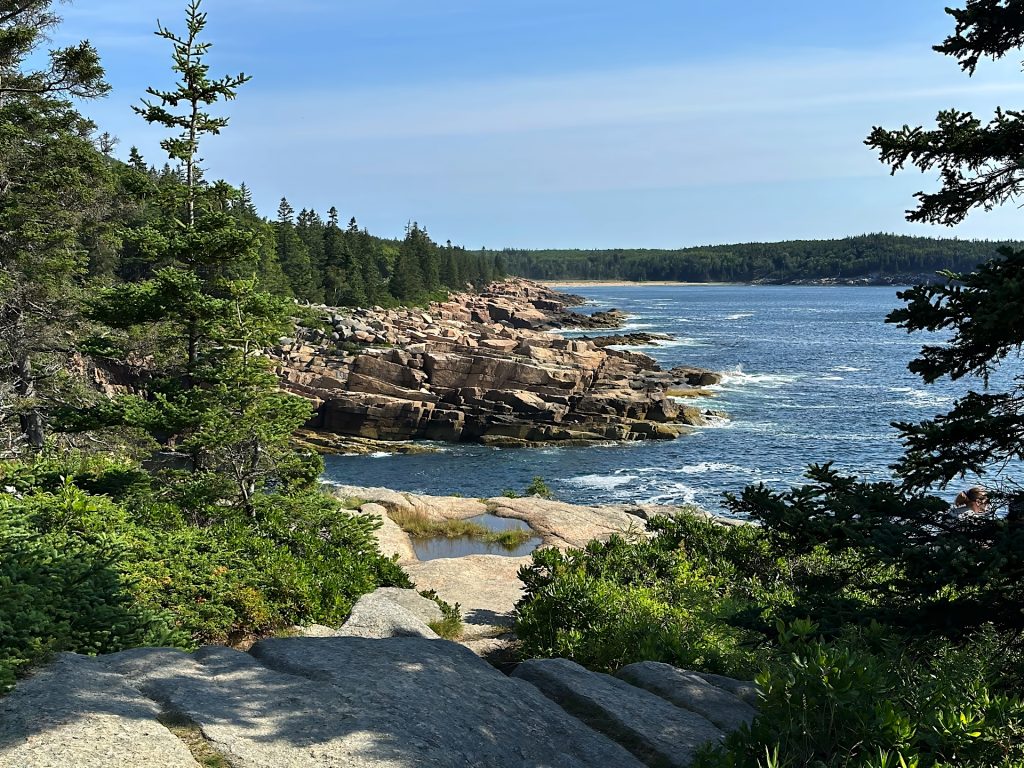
732,0 -> 1024,640
275,198 -> 319,301
0,0 -> 112,450
865,1 -> 1024,491
86,0 -> 316,514
389,226 -> 426,302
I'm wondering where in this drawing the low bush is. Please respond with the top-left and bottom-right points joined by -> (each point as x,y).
514,507 -> 1024,768
515,512 -> 770,676
0,453 -> 410,687
696,624 -> 1024,768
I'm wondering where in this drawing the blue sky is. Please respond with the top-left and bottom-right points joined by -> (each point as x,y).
58,1 -> 1024,248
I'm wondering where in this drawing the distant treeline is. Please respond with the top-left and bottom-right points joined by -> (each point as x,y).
100,155 -> 504,307
488,234 -> 1021,283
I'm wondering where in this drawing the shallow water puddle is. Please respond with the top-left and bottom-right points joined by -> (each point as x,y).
411,513 -> 542,561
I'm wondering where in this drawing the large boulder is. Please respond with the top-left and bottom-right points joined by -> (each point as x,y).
249,637 -> 646,767
338,589 -> 440,639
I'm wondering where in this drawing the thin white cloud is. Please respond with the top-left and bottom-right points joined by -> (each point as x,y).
230,47 -> 1023,141
82,40 -> 1024,245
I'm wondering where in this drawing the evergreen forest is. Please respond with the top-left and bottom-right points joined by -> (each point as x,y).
495,233 -> 1020,283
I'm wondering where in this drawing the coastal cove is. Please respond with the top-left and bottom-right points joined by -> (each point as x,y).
324,283 -> 1007,511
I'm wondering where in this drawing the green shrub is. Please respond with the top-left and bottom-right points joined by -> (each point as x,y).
515,513 -> 767,676
0,480 -> 180,691
697,625 -> 1024,768
419,591 -> 463,640
0,455 -> 411,689
525,476 -> 554,498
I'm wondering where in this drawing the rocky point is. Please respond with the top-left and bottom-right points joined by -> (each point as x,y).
274,278 -> 725,451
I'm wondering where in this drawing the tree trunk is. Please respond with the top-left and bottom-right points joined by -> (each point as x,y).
13,350 -> 44,448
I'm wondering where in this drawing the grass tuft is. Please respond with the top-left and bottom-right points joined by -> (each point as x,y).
389,508 -> 533,550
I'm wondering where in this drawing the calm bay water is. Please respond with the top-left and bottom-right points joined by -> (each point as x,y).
323,285 -> 1012,512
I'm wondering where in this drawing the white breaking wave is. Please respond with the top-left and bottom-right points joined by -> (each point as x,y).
692,413 -> 733,429
617,321 -> 654,332
818,375 -> 844,381
720,365 -> 799,388
676,461 -> 750,475
369,451 -> 391,459
643,483 -> 700,506
609,338 -> 707,351
888,388 -> 955,409
723,312 -> 754,320
832,365 -> 867,372
565,474 -> 637,490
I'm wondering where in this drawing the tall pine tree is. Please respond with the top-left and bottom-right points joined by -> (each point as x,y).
86,0 -> 316,514
0,0 -> 112,450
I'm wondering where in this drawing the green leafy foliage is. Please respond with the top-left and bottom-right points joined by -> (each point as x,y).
696,627 -> 1024,768
0,453 -> 410,688
525,476 -> 555,498
515,513 -> 770,676
0,473 -> 180,691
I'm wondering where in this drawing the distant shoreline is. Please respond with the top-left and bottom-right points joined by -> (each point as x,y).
539,280 -> 742,287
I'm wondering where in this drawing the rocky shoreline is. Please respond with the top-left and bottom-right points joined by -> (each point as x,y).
274,278 -> 725,453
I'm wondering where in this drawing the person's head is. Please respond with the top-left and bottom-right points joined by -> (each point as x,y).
964,486 -> 988,514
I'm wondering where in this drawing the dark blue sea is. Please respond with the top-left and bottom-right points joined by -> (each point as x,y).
323,285 -> 1017,512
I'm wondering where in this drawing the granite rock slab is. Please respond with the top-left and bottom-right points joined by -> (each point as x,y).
513,657 -> 725,768
616,661 -> 758,732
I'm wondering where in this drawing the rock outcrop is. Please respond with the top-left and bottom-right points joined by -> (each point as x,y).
2,633 -> 757,768
616,661 -> 758,732
512,658 -> 728,768
0,654 -> 201,768
274,279 -> 724,449
336,589 -> 441,640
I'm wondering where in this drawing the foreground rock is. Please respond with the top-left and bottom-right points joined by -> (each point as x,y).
3,588 -> 757,768
616,662 -> 758,732
275,278 -> 725,448
0,654 -> 200,768
513,658 -> 726,767
2,638 -> 751,768
98,638 -> 646,768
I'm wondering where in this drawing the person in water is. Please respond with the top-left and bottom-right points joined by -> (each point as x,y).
952,486 -> 989,518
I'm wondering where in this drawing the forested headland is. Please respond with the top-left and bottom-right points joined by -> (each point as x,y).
492,233 -> 1018,283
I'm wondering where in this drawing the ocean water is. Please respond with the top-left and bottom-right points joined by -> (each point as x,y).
323,285 -> 1017,512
